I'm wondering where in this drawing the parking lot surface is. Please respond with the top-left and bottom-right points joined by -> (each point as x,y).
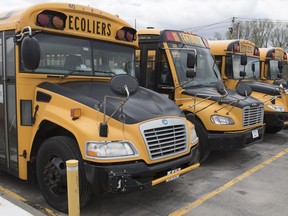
1,130 -> 288,216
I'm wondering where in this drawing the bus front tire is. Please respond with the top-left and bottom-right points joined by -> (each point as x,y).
193,119 -> 210,163
36,136 -> 91,213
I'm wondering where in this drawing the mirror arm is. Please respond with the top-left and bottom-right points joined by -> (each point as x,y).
15,26 -> 33,42
124,85 -> 130,100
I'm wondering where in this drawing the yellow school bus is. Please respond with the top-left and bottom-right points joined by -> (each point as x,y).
209,39 -> 288,133
259,47 -> 288,85
137,29 -> 265,163
0,3 -> 200,212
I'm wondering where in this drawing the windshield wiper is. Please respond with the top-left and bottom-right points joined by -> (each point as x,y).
93,70 -> 116,76
63,69 -> 88,78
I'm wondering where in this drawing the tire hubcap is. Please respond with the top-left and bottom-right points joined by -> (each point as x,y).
43,157 -> 67,195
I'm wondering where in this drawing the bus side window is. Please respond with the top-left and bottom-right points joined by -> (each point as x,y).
146,50 -> 156,89
214,56 -> 222,72
225,55 -> 233,78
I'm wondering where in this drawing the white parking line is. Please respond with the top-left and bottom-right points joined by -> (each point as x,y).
0,195 -> 33,216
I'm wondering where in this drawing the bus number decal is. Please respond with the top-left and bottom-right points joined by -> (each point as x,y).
68,4 -> 76,10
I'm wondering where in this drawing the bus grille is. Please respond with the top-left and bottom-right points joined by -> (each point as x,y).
140,119 -> 188,160
243,105 -> 264,127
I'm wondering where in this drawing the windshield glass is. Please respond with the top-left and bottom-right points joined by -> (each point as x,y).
267,60 -> 288,80
21,33 -> 135,77
232,55 -> 260,79
169,44 -> 221,88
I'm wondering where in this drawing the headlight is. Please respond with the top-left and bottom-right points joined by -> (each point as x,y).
86,141 -> 139,159
210,115 -> 235,125
267,105 -> 285,112
190,127 -> 199,144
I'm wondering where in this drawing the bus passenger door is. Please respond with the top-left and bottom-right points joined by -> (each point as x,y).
0,31 -> 18,176
137,44 -> 174,100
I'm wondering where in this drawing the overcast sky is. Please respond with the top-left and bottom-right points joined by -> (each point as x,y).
1,0 -> 288,38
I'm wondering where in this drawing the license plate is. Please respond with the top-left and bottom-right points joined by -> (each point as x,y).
166,168 -> 181,182
252,129 -> 259,138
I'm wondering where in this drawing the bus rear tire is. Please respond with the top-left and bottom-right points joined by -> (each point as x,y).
36,136 -> 92,212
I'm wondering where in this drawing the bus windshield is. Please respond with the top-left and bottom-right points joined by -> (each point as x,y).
232,55 -> 260,79
21,33 -> 135,77
267,60 -> 288,80
169,45 -> 221,88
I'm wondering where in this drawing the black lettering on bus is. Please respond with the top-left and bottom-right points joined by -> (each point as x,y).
68,15 -> 73,30
102,22 -> 106,35
81,18 -> 86,32
96,21 -> 100,34
107,23 -> 111,36
74,16 -> 79,30
87,19 -> 91,33
92,20 -> 96,34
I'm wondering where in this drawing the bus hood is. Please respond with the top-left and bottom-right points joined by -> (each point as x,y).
182,86 -> 263,109
38,81 -> 182,124
238,81 -> 280,96
273,79 -> 288,88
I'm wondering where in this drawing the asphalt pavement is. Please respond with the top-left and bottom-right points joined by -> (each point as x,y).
1,130 -> 288,216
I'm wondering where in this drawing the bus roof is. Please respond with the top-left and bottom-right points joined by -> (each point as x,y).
0,3 -> 137,46
137,29 -> 208,48
259,47 -> 287,61
209,39 -> 256,56
137,29 -> 161,35
0,3 -> 128,30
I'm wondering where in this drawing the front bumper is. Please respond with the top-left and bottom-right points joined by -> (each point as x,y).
83,145 -> 199,195
264,112 -> 288,127
207,126 -> 265,151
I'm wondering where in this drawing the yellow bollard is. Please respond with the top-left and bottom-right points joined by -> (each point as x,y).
66,159 -> 80,216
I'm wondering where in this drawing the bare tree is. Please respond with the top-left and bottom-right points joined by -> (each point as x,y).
213,32 -> 225,40
227,19 -> 274,47
270,22 -> 288,50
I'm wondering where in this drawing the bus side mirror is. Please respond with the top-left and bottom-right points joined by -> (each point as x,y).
216,80 -> 227,96
240,54 -> 247,66
21,36 -> 40,70
251,63 -> 255,72
110,74 -> 139,96
186,70 -> 196,79
187,52 -> 197,68
277,73 -> 283,79
240,71 -> 246,78
236,83 -> 252,97
135,65 -> 140,82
